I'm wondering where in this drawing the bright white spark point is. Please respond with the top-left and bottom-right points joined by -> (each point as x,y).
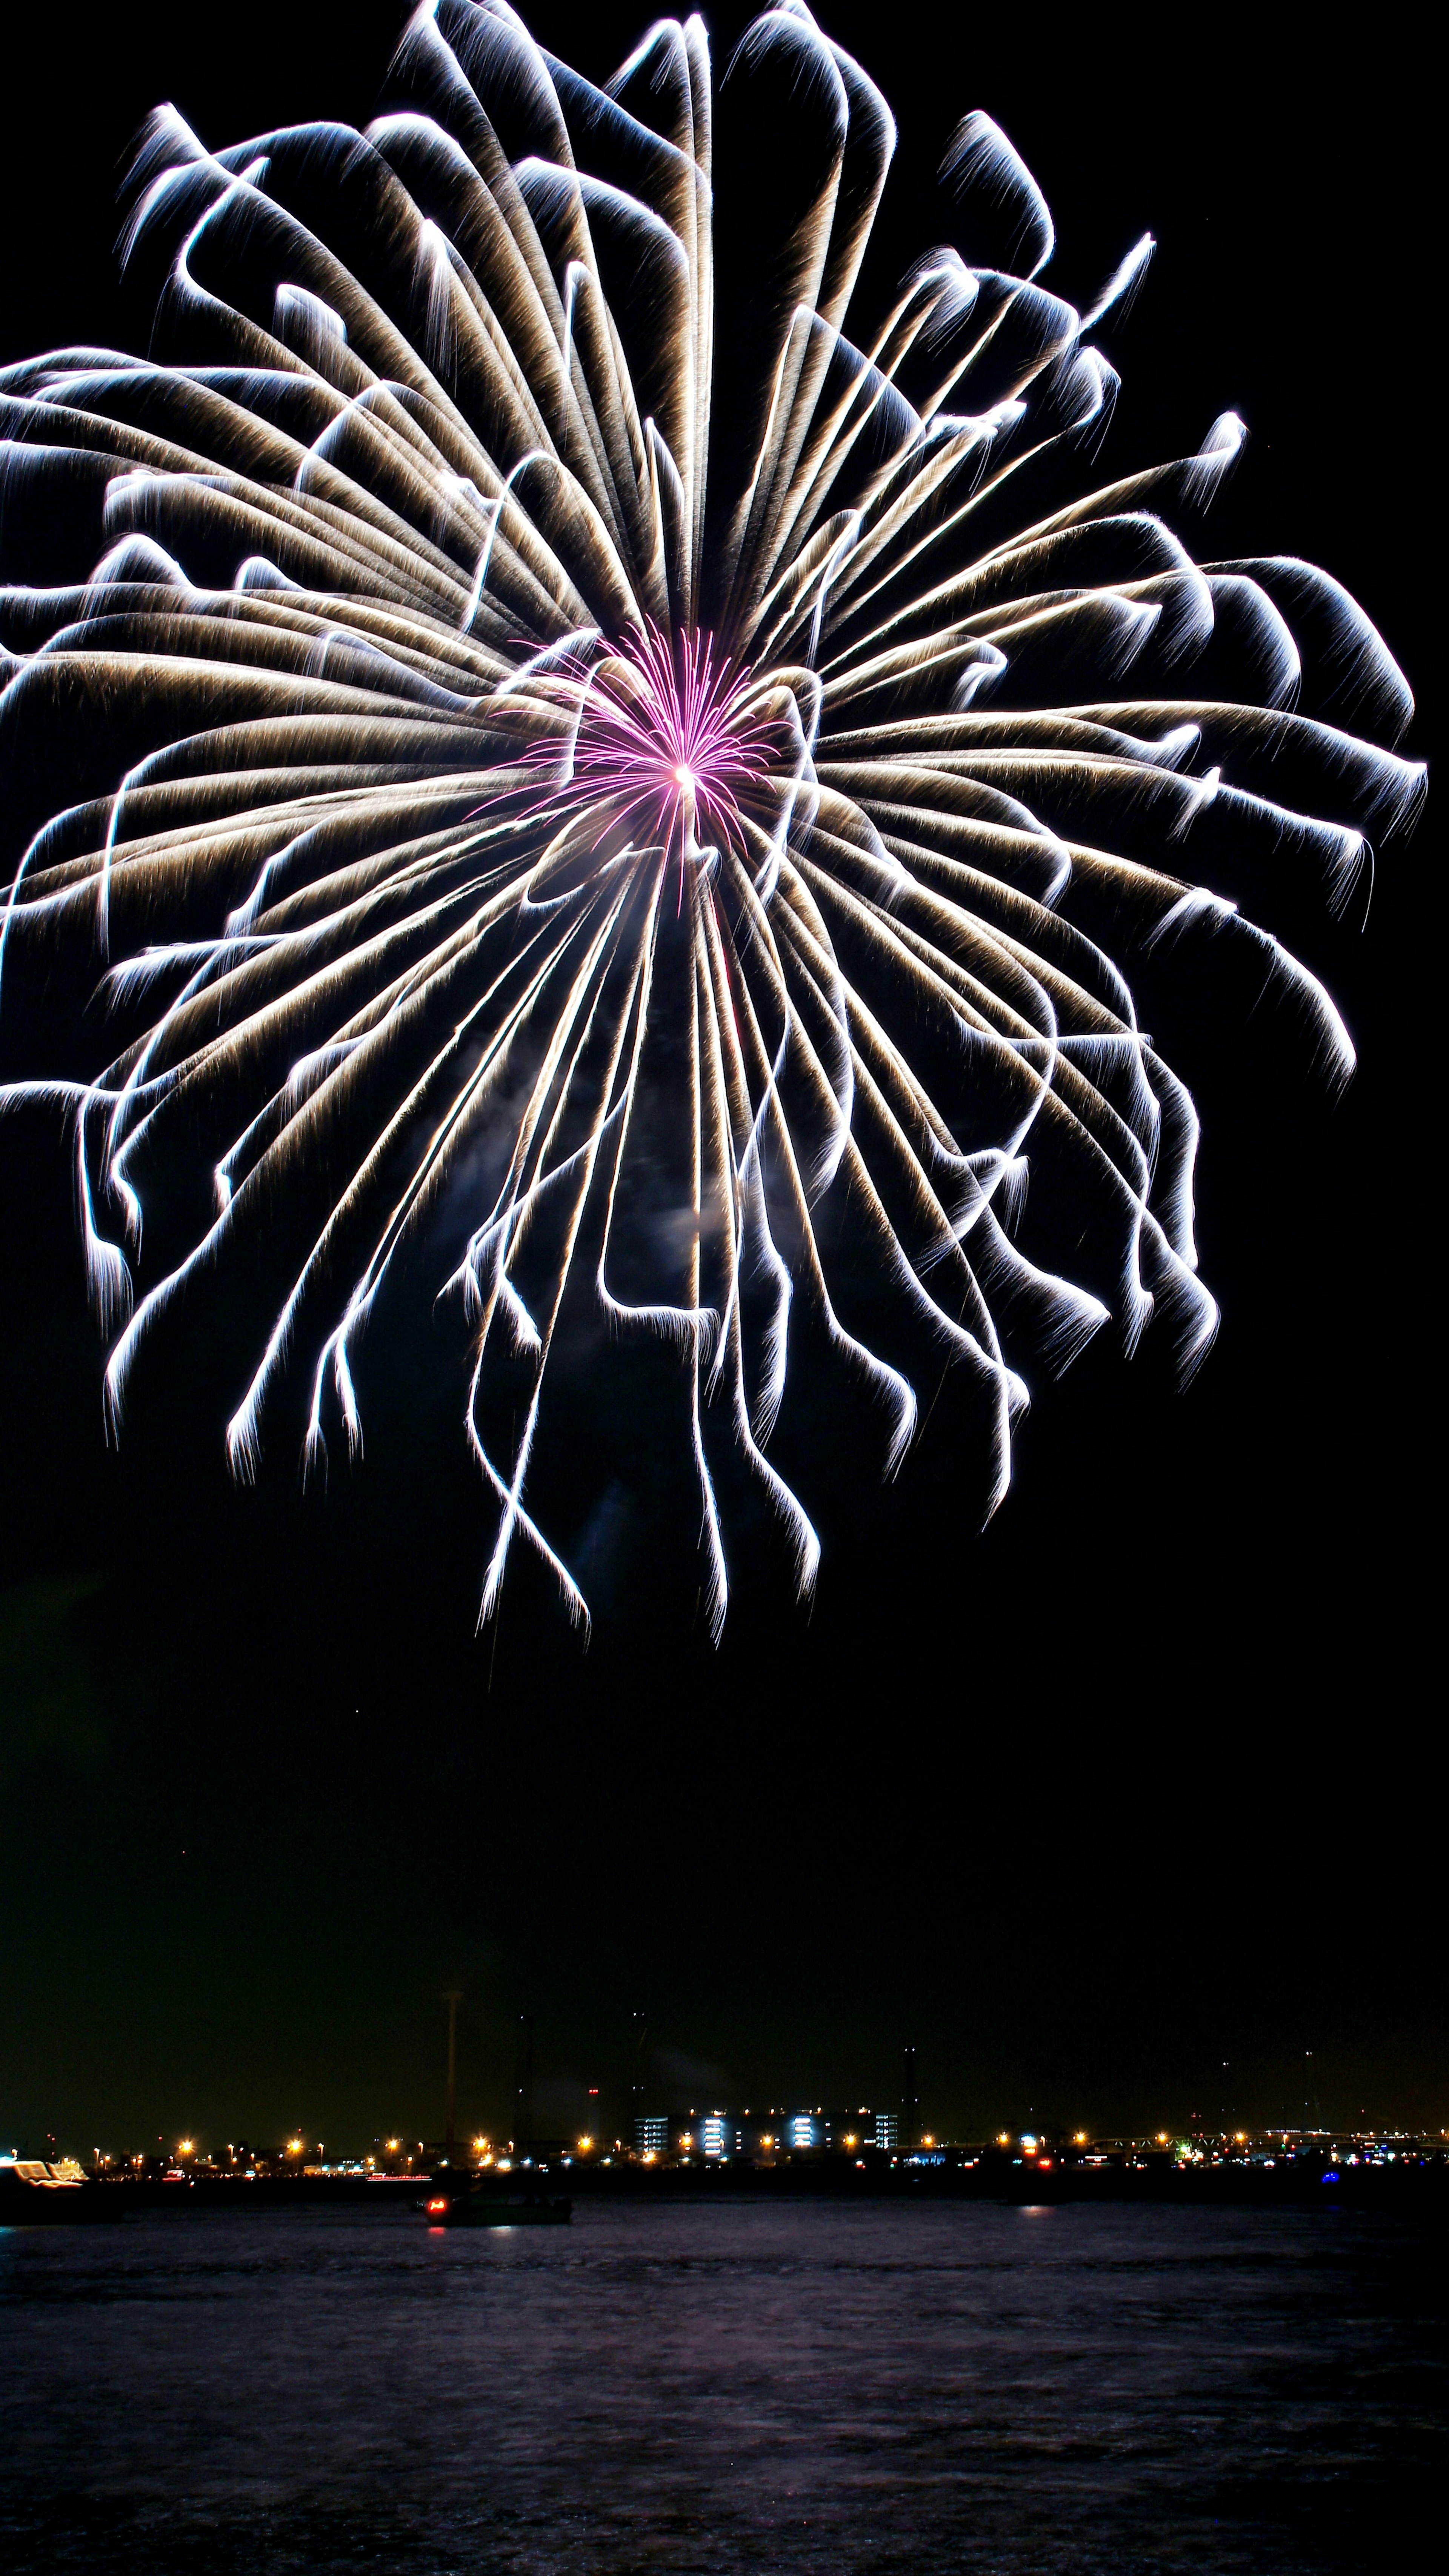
0,3 -> 1421,1643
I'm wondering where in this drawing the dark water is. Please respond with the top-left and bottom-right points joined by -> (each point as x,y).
0,2200 -> 1441,2572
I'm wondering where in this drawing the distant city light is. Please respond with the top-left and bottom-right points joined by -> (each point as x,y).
20,2106 -> 1449,2211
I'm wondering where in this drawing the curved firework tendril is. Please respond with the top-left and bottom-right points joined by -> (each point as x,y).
0,3 -> 1423,1638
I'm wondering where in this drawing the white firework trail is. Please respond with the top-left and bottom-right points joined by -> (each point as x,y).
0,3 -> 1422,1637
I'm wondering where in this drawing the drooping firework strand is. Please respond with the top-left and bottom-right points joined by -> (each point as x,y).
0,3 -> 1422,1633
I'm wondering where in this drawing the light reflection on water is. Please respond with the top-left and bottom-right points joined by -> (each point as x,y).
0,2199 -> 1439,2571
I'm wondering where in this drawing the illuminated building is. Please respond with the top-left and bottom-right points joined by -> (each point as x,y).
634,2117 -> 668,2155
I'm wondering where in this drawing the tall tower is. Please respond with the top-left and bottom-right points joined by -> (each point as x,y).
514,2013 -> 535,2150
443,1990 -> 462,2154
629,2007 -> 648,2140
902,2042 -> 919,2146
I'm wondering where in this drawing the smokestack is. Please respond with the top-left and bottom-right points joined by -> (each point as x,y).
514,2013 -> 535,2149
629,2007 -> 648,2124
443,1990 -> 462,2153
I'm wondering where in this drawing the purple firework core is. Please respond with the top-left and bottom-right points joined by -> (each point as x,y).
526,624 -> 777,882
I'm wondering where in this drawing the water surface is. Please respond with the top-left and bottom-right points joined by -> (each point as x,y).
1,2199 -> 1440,2570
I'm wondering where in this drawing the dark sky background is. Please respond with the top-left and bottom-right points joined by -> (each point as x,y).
0,2 -> 1437,2158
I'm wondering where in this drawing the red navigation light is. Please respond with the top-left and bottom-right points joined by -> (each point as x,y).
425,2197 -> 448,2213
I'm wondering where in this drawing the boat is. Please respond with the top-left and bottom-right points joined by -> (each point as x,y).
421,2184 -> 572,2227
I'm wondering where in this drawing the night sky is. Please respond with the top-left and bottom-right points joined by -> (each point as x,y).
0,2 -> 1437,2158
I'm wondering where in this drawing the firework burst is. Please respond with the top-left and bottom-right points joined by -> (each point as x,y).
0,3 -> 1421,1634
528,625 -> 774,871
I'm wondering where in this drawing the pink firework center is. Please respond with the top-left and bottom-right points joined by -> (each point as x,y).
530,625 -> 776,872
